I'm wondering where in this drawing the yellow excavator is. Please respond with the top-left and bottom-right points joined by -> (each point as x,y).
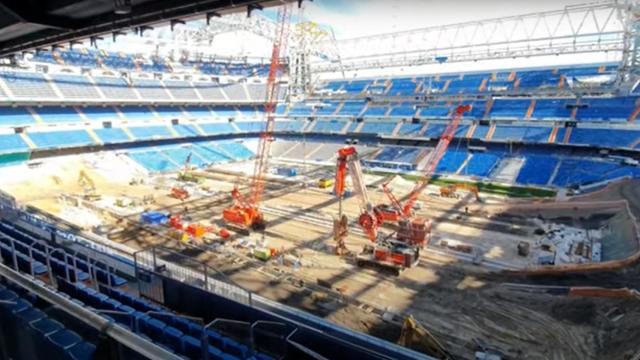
78,170 -> 101,201
398,315 -> 452,359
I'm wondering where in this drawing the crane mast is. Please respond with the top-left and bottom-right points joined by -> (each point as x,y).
223,5 -> 291,231
250,6 -> 291,206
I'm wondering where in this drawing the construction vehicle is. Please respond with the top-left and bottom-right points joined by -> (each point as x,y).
170,187 -> 189,201
379,104 -> 472,247
318,177 -> 334,189
333,105 -> 471,274
334,146 -> 420,274
398,315 -> 452,359
177,153 -> 204,184
439,183 -> 480,201
77,170 -> 101,201
168,214 -> 229,243
223,5 -> 291,233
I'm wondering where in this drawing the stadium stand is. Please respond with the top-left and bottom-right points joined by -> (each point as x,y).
93,127 -> 131,143
80,106 -> 120,121
92,76 -> 137,100
0,72 -> 58,99
132,78 -> 171,100
128,126 -> 173,140
164,80 -> 200,100
50,74 -> 101,99
0,107 -> 36,126
0,134 -> 29,153
33,106 -> 84,124
29,130 -> 95,148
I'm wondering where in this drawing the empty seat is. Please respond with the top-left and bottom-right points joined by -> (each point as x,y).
67,341 -> 97,360
142,317 -> 167,340
164,326 -> 185,351
47,329 -> 83,356
15,306 -> 45,324
30,318 -> 64,336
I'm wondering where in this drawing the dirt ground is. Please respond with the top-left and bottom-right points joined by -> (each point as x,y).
2,154 -> 640,360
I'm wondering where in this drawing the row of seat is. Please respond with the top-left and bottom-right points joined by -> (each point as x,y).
58,280 -> 274,360
0,282 -> 97,360
317,64 -> 615,96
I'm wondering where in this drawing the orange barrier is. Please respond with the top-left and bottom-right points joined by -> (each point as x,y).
569,287 -> 640,299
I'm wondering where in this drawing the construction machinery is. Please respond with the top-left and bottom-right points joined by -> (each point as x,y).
77,170 -> 101,201
168,214 -> 229,243
177,152 -> 203,184
318,177 -> 334,189
398,315 -> 452,359
170,187 -> 189,201
379,104 -> 472,247
439,183 -> 480,201
332,105 -> 472,274
334,146 -> 419,274
223,5 -> 291,232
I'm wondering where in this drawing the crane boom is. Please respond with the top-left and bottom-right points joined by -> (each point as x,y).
223,5 -> 291,231
250,6 -> 291,205
383,104 -> 472,217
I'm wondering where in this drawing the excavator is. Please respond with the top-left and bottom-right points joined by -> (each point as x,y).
78,170 -> 101,201
333,104 -> 472,274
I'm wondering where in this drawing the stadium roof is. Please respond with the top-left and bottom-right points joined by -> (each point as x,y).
0,0 -> 293,58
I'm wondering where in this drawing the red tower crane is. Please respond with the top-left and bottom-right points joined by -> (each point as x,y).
223,6 -> 291,231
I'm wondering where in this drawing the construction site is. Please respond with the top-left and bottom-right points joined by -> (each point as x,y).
0,129 -> 639,359
0,1 -> 640,360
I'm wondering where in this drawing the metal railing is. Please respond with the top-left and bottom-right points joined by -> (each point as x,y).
134,245 -> 252,306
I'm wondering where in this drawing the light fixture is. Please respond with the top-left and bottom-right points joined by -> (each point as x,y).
114,0 -> 132,15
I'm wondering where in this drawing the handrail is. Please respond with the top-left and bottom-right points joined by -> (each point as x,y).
0,261 -> 183,360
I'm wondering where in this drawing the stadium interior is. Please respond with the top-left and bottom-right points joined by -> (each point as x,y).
0,0 -> 639,359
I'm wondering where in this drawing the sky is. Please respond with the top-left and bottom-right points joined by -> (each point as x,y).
92,0 -> 620,78
298,0 -> 592,39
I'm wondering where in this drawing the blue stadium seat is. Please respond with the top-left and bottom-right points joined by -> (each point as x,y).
67,341 -> 97,360
29,130 -> 95,149
47,329 -> 83,356
30,318 -> 64,337
94,128 -> 131,144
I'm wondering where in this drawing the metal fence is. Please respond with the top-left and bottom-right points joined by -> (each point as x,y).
133,246 -> 252,306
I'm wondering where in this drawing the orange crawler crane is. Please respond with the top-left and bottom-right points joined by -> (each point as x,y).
380,104 -> 472,247
223,5 -> 291,232
334,146 -> 420,275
